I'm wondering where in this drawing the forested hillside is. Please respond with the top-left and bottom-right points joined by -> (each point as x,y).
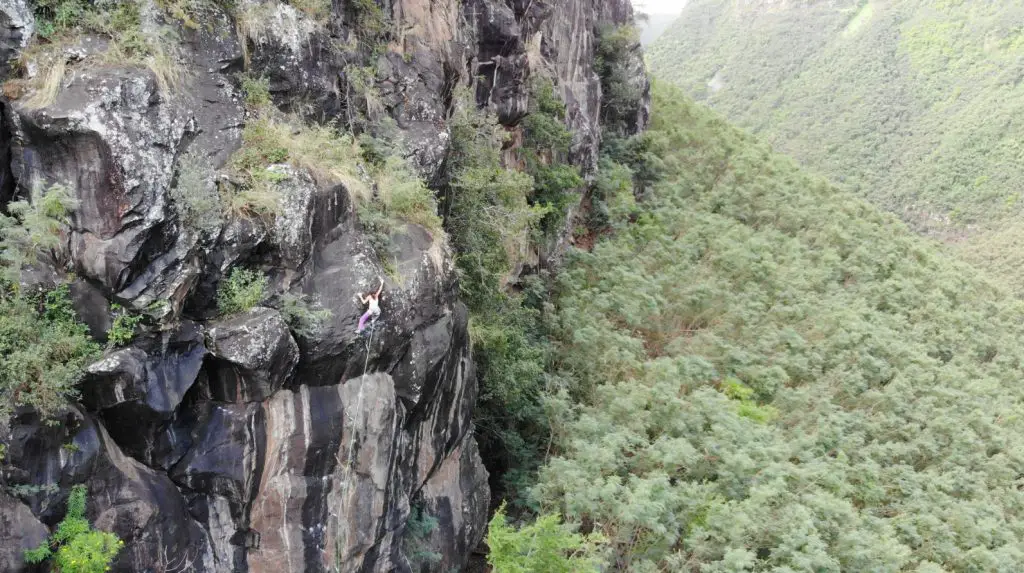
493,83 -> 1024,571
646,0 -> 1024,292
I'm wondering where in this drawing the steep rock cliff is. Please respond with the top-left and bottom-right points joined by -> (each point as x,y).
0,0 -> 648,571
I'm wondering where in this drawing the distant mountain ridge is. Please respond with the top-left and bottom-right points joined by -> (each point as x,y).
648,0 -> 1024,292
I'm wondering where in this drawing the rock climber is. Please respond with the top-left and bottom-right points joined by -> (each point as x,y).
356,277 -> 384,334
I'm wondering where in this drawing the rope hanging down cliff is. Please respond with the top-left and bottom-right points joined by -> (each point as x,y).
332,282 -> 382,563
360,319 -> 376,380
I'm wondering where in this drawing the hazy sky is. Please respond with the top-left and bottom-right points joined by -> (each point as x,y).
632,0 -> 686,14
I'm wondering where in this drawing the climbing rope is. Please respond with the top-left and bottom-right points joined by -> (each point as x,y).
360,319 -> 376,379
333,318 -> 377,569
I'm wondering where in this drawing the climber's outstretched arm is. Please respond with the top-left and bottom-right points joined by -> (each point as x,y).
375,277 -> 384,298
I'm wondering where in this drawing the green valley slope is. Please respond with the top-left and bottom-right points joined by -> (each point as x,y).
526,83 -> 1024,571
646,0 -> 1024,292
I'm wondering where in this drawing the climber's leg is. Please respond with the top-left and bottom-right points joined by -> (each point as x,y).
357,310 -> 372,333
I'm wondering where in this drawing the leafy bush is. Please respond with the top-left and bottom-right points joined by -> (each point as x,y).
600,132 -> 662,193
587,157 -> 636,232
343,65 -> 385,128
0,285 -> 101,421
470,291 -> 552,506
445,96 -> 542,312
240,73 -> 272,110
0,186 -> 99,422
0,182 -> 78,284
106,304 -> 143,348
530,163 -> 583,237
522,80 -> 573,153
224,116 -> 292,219
31,0 -> 83,39
595,25 -> 645,134
486,502 -> 606,573
216,268 -> 267,316
361,153 -> 443,237
355,202 -> 395,266
24,485 -> 123,573
345,0 -> 390,51
520,80 -> 583,237
721,376 -> 778,423
279,292 -> 331,338
444,91 -> 578,505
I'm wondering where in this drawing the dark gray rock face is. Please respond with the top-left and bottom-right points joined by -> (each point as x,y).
0,99 -> 15,206
418,435 -> 490,573
8,69 -> 199,314
0,0 -> 32,80
81,321 -> 207,468
207,307 -> 299,403
0,0 -> 648,570
3,5 -> 244,317
0,492 -> 48,573
3,408 -> 211,572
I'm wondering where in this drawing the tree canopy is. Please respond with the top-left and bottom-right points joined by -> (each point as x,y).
523,82 -> 1024,572
647,0 -> 1024,293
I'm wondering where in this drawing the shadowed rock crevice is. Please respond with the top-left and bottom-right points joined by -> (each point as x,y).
0,103 -> 16,208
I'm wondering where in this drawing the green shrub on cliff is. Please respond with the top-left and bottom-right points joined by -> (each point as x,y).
0,183 -> 78,284
106,304 -> 143,348
0,184 -> 99,422
228,82 -> 441,235
216,267 -> 267,316
441,93 -> 558,503
0,285 -> 101,421
595,24 -> 645,134
445,95 -> 543,312
521,79 -> 584,238
171,153 -> 223,234
24,485 -> 123,573
279,292 -> 332,338
6,0 -> 184,107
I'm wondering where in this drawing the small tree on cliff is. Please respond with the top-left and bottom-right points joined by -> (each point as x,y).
24,484 -> 123,573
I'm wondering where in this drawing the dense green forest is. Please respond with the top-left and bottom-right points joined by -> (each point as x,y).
491,82 -> 1024,571
646,0 -> 1024,292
